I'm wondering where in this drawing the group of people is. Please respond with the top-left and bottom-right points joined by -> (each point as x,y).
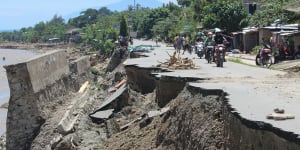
173,30 -> 230,59
174,34 -> 192,54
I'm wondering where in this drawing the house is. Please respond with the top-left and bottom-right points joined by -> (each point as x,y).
66,28 -> 81,43
284,1 -> 300,14
242,0 -> 258,15
232,24 -> 299,54
231,27 -> 259,53
259,24 -> 299,51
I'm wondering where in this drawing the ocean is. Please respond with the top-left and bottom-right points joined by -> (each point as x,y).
0,48 -> 37,135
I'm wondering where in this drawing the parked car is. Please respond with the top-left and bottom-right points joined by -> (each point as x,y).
129,45 -> 155,52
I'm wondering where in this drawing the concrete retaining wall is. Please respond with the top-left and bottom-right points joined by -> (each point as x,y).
4,50 -> 90,150
69,56 -> 90,75
26,50 -> 69,93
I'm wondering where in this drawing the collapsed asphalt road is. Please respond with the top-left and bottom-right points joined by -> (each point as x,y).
32,39 -> 300,149
125,39 -> 300,143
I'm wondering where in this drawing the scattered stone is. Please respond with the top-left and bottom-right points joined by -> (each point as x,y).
266,113 -> 295,120
147,107 -> 170,118
274,108 -> 285,114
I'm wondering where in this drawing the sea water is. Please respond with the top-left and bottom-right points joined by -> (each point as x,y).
0,49 -> 37,135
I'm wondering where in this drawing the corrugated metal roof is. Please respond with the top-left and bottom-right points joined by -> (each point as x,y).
284,1 -> 300,14
262,24 -> 299,30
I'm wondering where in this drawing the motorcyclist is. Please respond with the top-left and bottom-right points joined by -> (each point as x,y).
214,32 -> 224,45
204,32 -> 214,62
213,31 -> 227,62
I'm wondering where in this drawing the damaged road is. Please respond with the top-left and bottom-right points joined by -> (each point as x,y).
101,39 -> 300,149
10,39 -> 300,149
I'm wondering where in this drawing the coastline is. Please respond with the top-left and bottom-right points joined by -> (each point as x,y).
0,41 -> 72,52
0,47 -> 41,143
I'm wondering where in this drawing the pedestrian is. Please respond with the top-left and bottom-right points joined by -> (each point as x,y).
181,35 -> 185,54
175,34 -> 181,53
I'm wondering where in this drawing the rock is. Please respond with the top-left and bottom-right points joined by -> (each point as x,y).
274,108 -> 285,114
266,113 -> 295,120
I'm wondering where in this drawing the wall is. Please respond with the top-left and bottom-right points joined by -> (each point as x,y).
4,50 -> 90,150
26,50 -> 69,93
293,35 -> 300,51
259,28 -> 272,44
243,31 -> 259,52
69,56 -> 90,75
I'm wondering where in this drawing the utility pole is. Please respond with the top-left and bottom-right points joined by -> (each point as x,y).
134,0 -> 136,11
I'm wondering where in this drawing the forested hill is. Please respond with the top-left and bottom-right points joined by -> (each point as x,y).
0,0 -> 299,53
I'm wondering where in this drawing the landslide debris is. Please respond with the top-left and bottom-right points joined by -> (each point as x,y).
51,45 -> 224,150
97,87 -> 224,150
157,51 -> 197,70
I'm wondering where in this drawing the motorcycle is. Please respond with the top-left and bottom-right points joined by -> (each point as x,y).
195,42 -> 204,58
256,44 -> 272,67
205,45 -> 214,63
215,44 -> 225,67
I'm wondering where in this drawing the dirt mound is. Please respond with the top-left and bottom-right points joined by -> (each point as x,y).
97,87 -> 224,150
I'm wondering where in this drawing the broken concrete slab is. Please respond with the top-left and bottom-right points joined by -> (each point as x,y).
120,115 -> 145,131
148,107 -> 170,118
120,107 -> 170,131
97,83 -> 127,111
57,89 -> 90,135
89,109 -> 114,120
89,84 -> 127,124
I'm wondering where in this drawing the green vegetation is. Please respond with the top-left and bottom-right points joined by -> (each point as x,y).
119,14 -> 129,37
228,58 -> 243,64
0,0 -> 299,53
90,67 -> 105,77
227,58 -> 257,67
248,0 -> 297,27
251,45 -> 264,55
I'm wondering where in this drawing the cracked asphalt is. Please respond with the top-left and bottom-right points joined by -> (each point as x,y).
125,39 -> 300,137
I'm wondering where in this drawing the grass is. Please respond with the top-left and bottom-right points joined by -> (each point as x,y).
227,58 -> 258,67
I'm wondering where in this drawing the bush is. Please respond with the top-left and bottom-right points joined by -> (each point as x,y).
251,45 -> 263,55
104,40 -> 114,54
90,67 -> 105,77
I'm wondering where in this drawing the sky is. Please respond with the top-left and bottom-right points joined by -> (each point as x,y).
0,0 -> 178,31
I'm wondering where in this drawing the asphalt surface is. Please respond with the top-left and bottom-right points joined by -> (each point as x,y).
125,39 -> 300,137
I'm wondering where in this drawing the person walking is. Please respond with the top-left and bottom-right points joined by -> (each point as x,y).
175,35 -> 182,53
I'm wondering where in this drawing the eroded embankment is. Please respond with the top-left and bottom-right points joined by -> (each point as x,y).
101,64 -> 300,150
4,50 -> 91,150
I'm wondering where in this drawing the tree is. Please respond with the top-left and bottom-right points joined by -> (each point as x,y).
48,14 -> 65,25
177,0 -> 192,7
202,0 -> 248,32
119,14 -> 129,37
191,0 -> 208,22
248,0 -> 295,27
136,7 -> 171,38
98,7 -> 113,16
